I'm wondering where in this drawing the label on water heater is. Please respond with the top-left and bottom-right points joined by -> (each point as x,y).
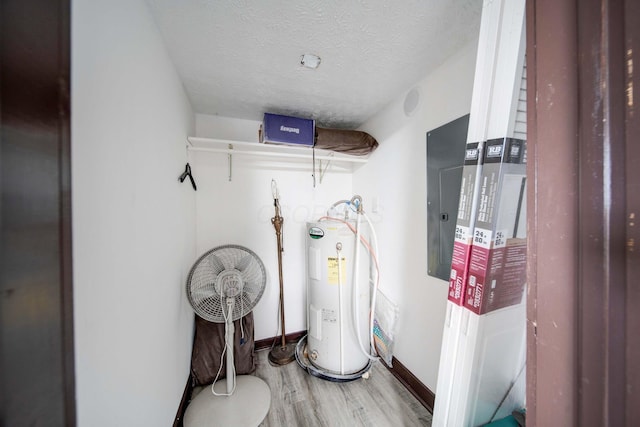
322,308 -> 337,323
309,227 -> 325,239
327,257 -> 347,285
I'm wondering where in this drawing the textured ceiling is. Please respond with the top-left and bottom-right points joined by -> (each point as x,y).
146,0 -> 482,129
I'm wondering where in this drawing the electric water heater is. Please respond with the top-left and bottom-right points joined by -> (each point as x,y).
305,220 -> 371,375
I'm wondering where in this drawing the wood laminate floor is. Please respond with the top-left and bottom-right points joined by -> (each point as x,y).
253,348 -> 432,427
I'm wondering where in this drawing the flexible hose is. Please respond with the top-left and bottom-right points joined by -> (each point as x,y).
351,204 -> 379,361
350,195 -> 379,359
336,243 -> 345,374
352,201 -> 363,355
362,211 -> 380,357
328,199 -> 351,215
319,197 -> 378,361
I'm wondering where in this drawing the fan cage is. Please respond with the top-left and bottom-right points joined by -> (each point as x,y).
186,244 -> 267,323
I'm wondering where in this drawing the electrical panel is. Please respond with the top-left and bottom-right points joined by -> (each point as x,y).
426,114 -> 469,281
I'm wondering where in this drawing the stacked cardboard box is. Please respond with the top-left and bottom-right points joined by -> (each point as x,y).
464,137 -> 527,315
448,141 -> 483,305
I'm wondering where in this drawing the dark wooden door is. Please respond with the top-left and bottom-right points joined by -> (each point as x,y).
1,0 -> 75,426
526,0 -> 639,425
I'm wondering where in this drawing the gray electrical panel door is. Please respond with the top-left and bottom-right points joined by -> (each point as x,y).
426,114 -> 469,280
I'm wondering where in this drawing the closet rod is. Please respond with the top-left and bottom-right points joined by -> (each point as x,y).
186,145 -> 368,163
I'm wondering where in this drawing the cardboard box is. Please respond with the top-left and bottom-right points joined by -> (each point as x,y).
448,141 -> 483,305
260,113 -> 315,147
463,138 -> 527,314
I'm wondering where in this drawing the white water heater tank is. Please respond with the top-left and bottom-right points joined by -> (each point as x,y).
306,220 -> 371,375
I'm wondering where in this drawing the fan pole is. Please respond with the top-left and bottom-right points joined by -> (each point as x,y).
225,300 -> 235,394
268,183 -> 296,365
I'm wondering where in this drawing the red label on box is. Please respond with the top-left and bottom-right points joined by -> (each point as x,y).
464,239 -> 526,314
448,240 -> 472,305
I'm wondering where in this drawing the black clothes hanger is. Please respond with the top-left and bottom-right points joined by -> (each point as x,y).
178,163 -> 197,191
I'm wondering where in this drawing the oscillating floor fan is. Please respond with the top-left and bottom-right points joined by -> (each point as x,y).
183,245 -> 271,427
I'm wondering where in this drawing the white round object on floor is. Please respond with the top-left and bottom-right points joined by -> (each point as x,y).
184,376 -> 271,427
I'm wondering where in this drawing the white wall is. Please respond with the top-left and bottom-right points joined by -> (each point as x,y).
72,1 -> 196,425
69,0 -> 478,418
191,41 -> 477,390
355,41 -> 478,392
192,114 -> 354,340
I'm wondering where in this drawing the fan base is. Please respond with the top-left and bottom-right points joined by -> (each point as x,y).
183,376 -> 270,427
268,342 -> 297,365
